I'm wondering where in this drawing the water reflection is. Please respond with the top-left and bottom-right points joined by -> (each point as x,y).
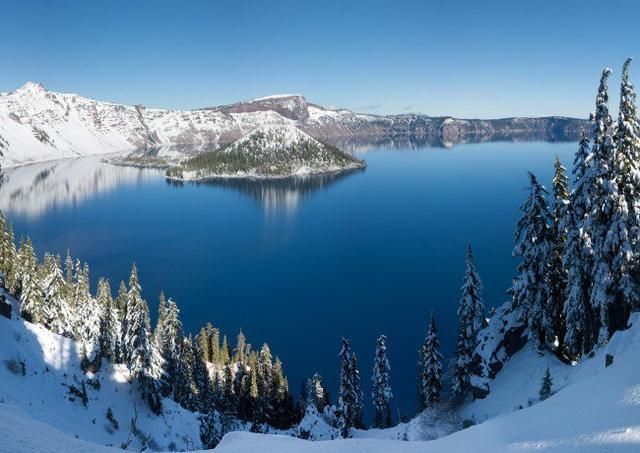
170,168 -> 365,216
324,130 -> 580,153
0,157 -> 161,218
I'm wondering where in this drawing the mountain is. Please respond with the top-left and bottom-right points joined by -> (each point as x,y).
165,124 -> 365,179
0,82 -> 589,167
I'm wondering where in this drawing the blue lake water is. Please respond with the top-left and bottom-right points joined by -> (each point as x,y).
0,139 -> 578,419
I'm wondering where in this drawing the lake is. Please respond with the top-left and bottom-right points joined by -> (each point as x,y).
0,138 -> 579,420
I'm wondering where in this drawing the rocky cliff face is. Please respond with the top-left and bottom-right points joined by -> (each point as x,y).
0,82 -> 589,166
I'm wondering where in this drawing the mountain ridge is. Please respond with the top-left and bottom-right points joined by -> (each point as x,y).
0,82 -> 589,166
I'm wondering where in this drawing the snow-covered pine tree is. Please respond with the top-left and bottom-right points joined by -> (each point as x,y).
453,244 -> 486,401
305,373 -> 331,413
418,313 -> 443,409
255,343 -> 274,424
209,324 -> 221,365
351,352 -> 364,429
235,330 -> 247,364
43,254 -> 73,337
587,68 -> 617,345
18,239 -> 44,324
76,265 -> 103,364
462,244 -> 485,335
156,296 -> 182,396
371,334 -> 392,428
510,172 -> 554,348
98,278 -> 120,363
270,357 -> 292,428
174,335 -> 198,411
153,291 -> 168,346
220,335 -> 230,365
1,219 -> 18,293
0,213 -> 17,285
119,264 -> 163,413
222,364 -> 236,413
193,331 -> 215,413
602,57 -> 640,333
563,133 -> 596,358
548,156 -> 570,350
199,410 -> 222,449
337,338 -> 357,438
539,367 -> 553,401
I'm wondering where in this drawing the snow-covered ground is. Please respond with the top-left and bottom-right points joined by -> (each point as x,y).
217,314 -> 640,452
2,275 -> 640,452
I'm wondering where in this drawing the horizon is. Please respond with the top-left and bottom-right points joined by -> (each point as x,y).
3,0 -> 640,118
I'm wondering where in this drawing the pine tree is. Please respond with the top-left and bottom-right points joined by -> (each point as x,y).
193,332 -> 215,413
174,335 -> 198,411
235,330 -> 247,364
270,357 -> 291,428
222,364 -> 236,413
351,353 -> 364,429
42,254 -> 74,336
0,213 -> 17,288
563,133 -> 596,358
588,68 -> 617,345
98,278 -> 120,363
199,410 -> 222,449
453,244 -> 486,401
120,264 -> 163,413
337,338 -> 357,438
371,335 -> 392,428
305,373 -> 330,413
209,325 -> 221,365
601,57 -> 640,334
155,296 -> 182,396
539,367 -> 553,401
548,156 -> 570,349
255,343 -> 274,424
418,313 -> 443,410
18,239 -> 44,324
220,335 -> 230,365
510,173 -> 554,348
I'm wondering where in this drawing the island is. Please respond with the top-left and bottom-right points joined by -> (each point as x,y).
165,124 -> 366,180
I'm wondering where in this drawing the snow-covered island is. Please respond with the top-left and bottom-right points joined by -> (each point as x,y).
164,124 -> 366,180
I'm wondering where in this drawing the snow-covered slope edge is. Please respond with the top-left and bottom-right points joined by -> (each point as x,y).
217,314 -> 640,453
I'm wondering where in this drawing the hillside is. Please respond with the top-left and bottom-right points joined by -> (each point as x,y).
165,124 -> 365,179
0,82 -> 588,167
3,293 -> 640,452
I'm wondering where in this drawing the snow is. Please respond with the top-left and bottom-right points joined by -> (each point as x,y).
0,288 -> 202,452
217,314 -> 640,452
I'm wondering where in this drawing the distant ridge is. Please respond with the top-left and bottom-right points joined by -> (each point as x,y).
0,82 -> 588,166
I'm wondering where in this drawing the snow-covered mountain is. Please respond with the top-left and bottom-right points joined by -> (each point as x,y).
165,124 -> 365,180
0,82 -> 588,167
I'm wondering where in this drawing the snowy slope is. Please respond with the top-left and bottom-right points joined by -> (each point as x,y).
0,288 -> 202,452
217,314 -> 640,452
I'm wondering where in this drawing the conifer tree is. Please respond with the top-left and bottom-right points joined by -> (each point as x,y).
351,353 -> 364,429
270,357 -> 292,428
337,338 -> 357,438
221,335 -> 230,365
197,326 -> 211,363
42,254 -> 73,336
193,332 -> 215,413
587,68 -> 617,345
199,410 -> 222,449
548,156 -> 570,349
539,367 -> 553,401
155,296 -> 182,396
0,214 -> 17,288
453,244 -> 486,401
255,343 -> 274,424
418,313 -> 443,410
305,373 -> 331,413
98,278 -> 120,363
235,330 -> 247,364
174,335 -> 198,411
563,133 -> 596,358
209,325 -> 221,365
120,264 -> 163,413
510,173 -> 554,348
18,239 -> 44,324
371,335 -> 392,428
222,364 -> 236,413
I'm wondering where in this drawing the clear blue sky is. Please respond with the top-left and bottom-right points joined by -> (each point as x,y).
2,0 -> 639,118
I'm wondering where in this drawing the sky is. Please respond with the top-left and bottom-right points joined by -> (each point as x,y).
2,0 -> 640,118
